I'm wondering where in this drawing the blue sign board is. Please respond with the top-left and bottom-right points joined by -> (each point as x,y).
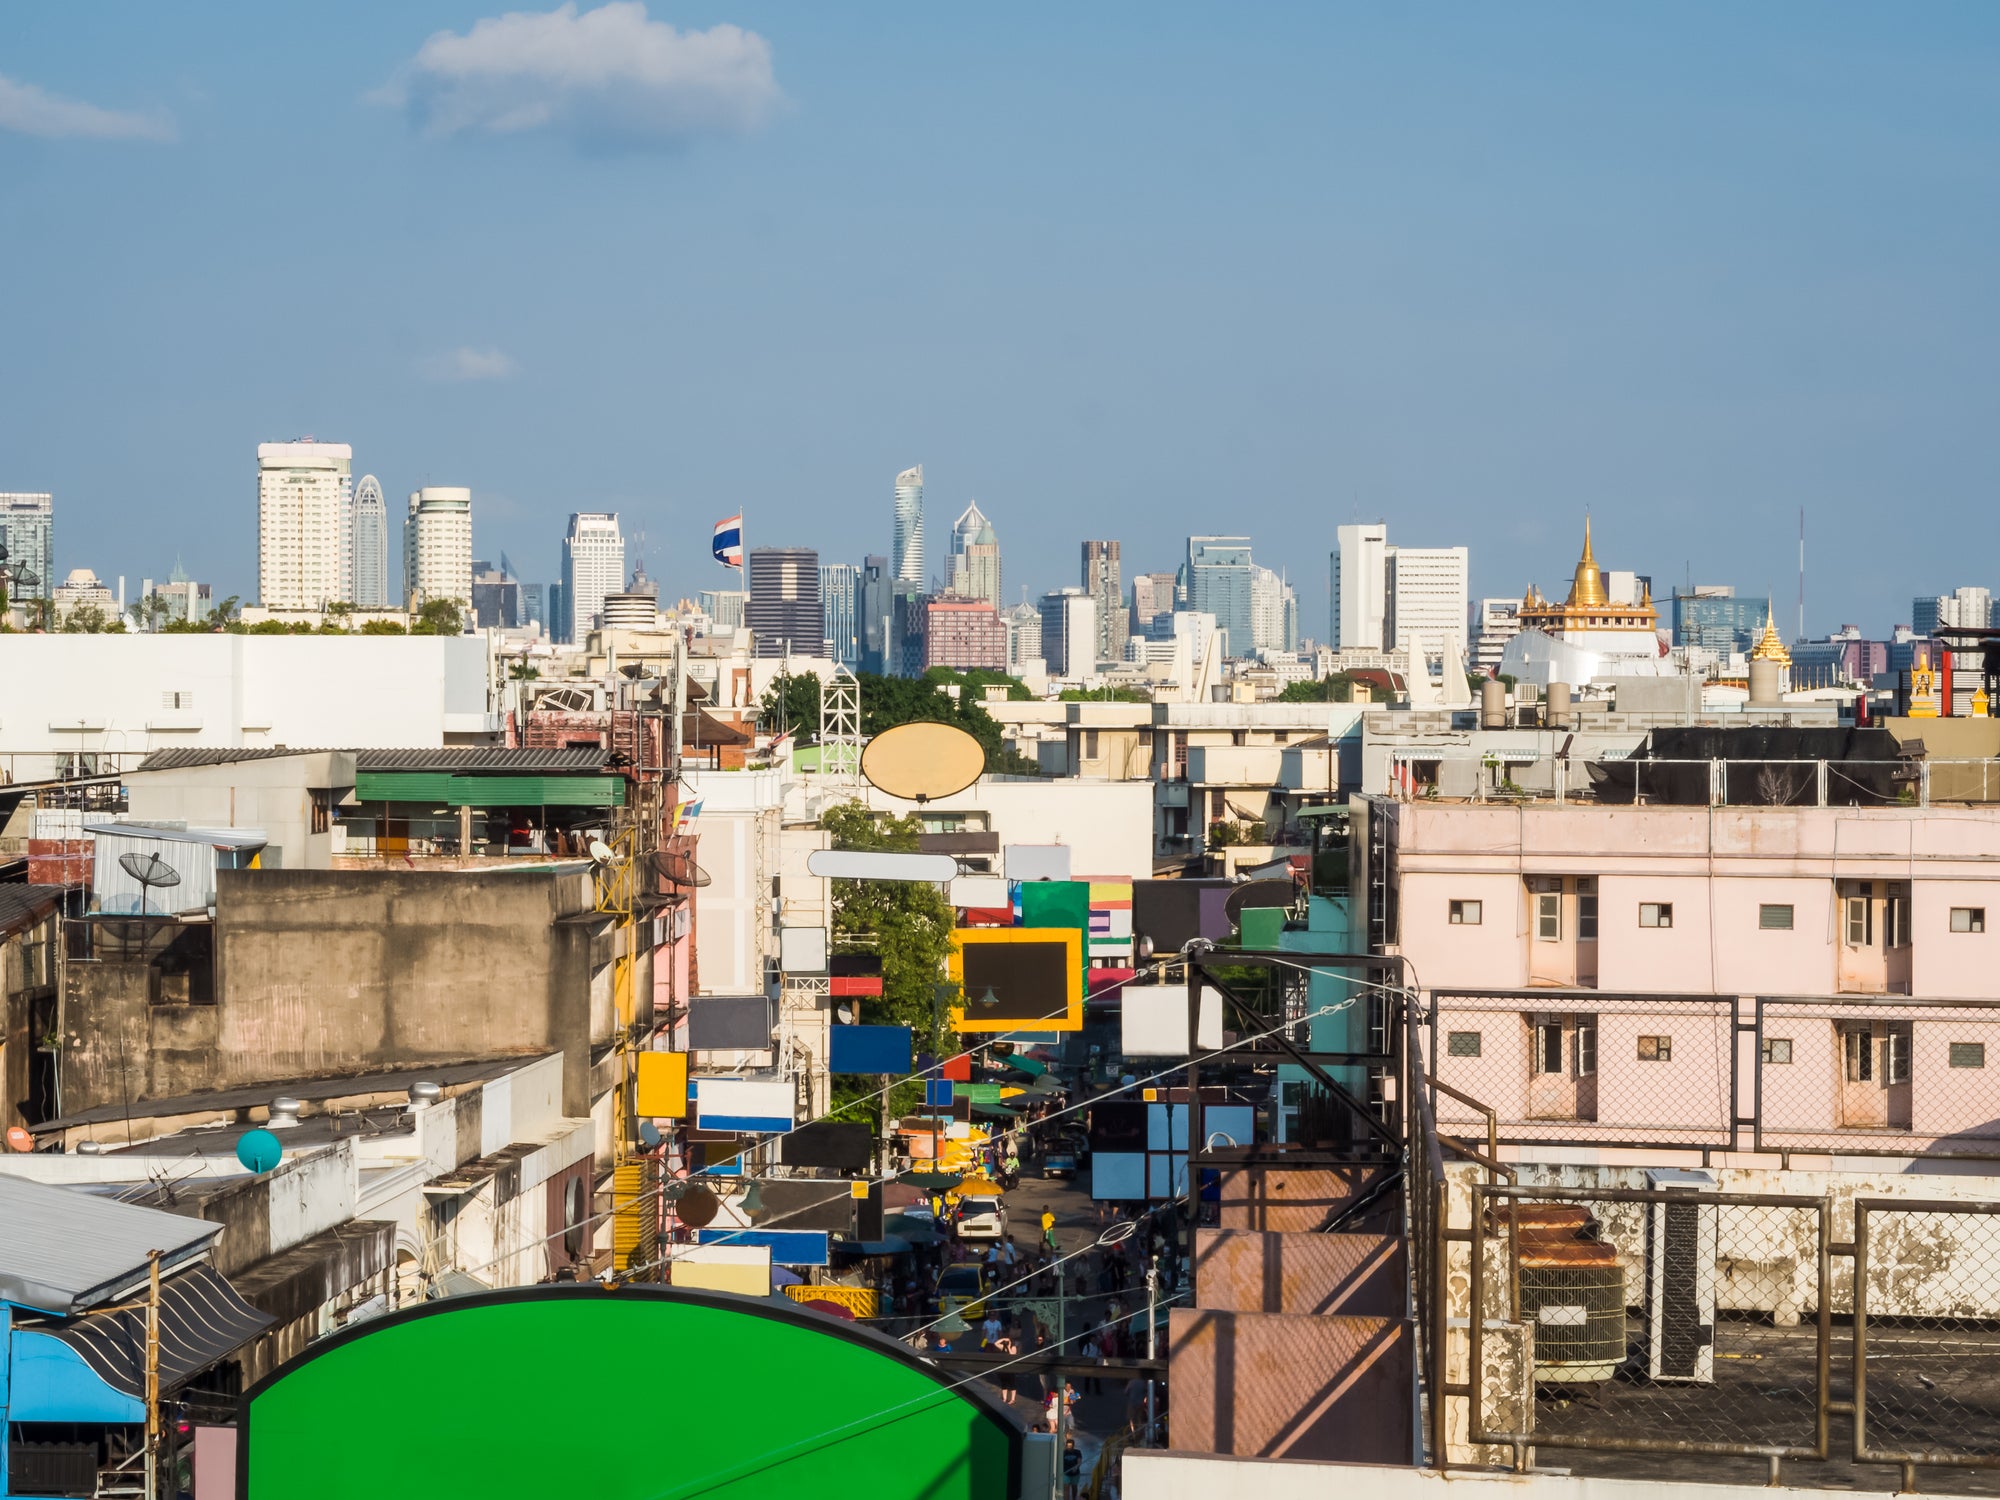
924,1080 -> 955,1108
694,1228 -> 831,1266
830,1025 -> 913,1075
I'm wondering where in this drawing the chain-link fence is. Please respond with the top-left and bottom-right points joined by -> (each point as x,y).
1856,1201 -> 2000,1472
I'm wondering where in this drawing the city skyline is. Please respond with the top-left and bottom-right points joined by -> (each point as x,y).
7,6 -> 1998,635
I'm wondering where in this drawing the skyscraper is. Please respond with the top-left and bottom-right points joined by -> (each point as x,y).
821,562 -> 861,668
1250,566 -> 1298,653
1006,600 -> 1043,675
561,513 -> 624,644
746,547 -> 824,658
472,559 -> 521,629
404,487 -> 474,616
0,493 -> 54,602
1386,546 -> 1470,660
257,440 -> 352,610
1330,523 -> 1388,650
1182,537 -> 1253,658
1130,572 -> 1178,639
860,555 -> 891,674
1038,588 -> 1098,680
950,501 -> 1002,608
892,465 -> 925,588
351,475 -> 390,608
1082,540 -> 1122,665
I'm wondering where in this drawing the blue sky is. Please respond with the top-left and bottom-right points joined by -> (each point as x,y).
3,3 -> 1997,635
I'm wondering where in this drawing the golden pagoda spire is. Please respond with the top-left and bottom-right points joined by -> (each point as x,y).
1566,514 -> 1608,608
1749,602 -> 1792,664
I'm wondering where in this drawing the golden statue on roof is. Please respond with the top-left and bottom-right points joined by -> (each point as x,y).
1748,604 -> 1792,665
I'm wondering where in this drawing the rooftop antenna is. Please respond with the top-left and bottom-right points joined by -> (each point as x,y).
1797,507 -> 1806,645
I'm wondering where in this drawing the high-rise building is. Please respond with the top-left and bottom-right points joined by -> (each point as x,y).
1672,586 -> 1765,654
1130,572 -> 1178,639
257,441 -> 352,610
472,559 -> 521,629
351,475 -> 390,608
859,556 -> 891,674
1915,588 -> 1994,637
1082,540 -> 1123,665
1249,566 -> 1298,654
892,466 -> 925,588
1386,546 -> 1469,660
1182,537 -> 1253,658
1006,600 -> 1043,675
1038,588 -> 1099,680
1330,523 -> 1389,650
561,513 -> 624,644
923,596 -> 1006,671
521,582 -> 544,630
0,492 -> 54,603
1472,598 -> 1524,673
548,582 -> 566,641
701,590 -> 747,632
821,562 -> 861,668
746,547 -> 824,658
950,504 -> 1002,610
404,487 -> 473,616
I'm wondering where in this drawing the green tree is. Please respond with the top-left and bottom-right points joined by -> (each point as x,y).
318,601 -> 354,634
820,800 -> 958,1128
508,660 -> 540,680
60,603 -> 126,634
759,671 -> 823,741
1057,685 -> 1150,702
409,598 -> 466,635
1278,673 -> 1371,704
360,618 -> 408,636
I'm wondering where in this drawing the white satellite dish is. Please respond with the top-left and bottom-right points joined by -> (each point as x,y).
588,839 -> 617,865
836,1005 -> 855,1025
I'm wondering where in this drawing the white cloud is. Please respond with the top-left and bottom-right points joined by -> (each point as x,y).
382,2 -> 782,147
422,347 -> 520,382
0,73 -> 175,142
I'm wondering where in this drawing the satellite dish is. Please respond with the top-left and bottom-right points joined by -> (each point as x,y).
676,1185 -> 719,1228
588,839 -> 617,864
119,852 -> 181,888
860,721 -> 984,804
637,1119 -> 663,1151
5,1126 -> 32,1153
1224,878 -> 1294,930
836,1004 -> 855,1025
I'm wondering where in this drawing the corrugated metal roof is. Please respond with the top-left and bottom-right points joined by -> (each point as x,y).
0,1175 -> 223,1314
0,884 -> 64,939
134,747 -> 611,773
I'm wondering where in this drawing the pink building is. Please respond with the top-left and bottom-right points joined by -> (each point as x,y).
922,595 -> 1007,671
1364,798 -> 2000,1154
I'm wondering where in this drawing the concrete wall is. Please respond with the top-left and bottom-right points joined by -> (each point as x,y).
1125,1454 -> 1901,1500
0,635 -> 496,782
125,752 -> 354,870
62,867 -> 607,1115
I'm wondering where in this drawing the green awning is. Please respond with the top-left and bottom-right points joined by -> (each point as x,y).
356,772 -> 624,808
1002,1054 -> 1048,1076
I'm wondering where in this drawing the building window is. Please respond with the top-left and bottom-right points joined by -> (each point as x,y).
1449,899 -> 1482,926
1448,1031 -> 1483,1058
1888,1029 -> 1911,1086
1762,1037 -> 1793,1065
1637,1035 -> 1672,1062
1887,888 -> 1910,949
310,789 -> 332,835
1577,877 -> 1598,942
1845,887 -> 1873,946
1084,730 -> 1100,760
1952,907 -> 1987,934
1575,1020 -> 1598,1078
1950,1042 -> 1987,1070
1535,892 -> 1561,942
1639,902 -> 1674,929
1760,904 -> 1795,931
160,690 -> 194,709
1533,1021 -> 1564,1075
1844,1027 -> 1872,1082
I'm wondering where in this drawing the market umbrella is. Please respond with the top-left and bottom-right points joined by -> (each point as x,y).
884,1217 -> 944,1247
770,1266 -> 805,1287
1003,1053 -> 1048,1076
898,1170 -> 965,1191
970,1101 -> 1021,1120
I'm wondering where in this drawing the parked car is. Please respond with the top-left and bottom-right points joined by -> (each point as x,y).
1041,1146 -> 1078,1180
936,1262 -> 990,1320
955,1194 -> 1008,1242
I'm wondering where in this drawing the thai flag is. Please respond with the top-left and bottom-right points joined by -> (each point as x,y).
712,514 -> 743,568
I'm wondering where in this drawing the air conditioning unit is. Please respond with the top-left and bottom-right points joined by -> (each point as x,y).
1644,1167 -> 1717,1382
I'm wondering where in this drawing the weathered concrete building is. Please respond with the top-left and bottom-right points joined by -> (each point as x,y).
0,885 -> 63,1129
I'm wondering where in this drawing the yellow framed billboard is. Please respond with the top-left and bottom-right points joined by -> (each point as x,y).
948,927 -> 1084,1033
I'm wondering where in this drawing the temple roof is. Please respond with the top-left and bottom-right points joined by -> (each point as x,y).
1567,516 -> 1608,608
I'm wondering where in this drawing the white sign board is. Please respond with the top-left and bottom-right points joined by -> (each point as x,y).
1120,985 -> 1223,1057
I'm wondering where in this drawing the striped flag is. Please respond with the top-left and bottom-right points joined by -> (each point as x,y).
712,514 -> 743,568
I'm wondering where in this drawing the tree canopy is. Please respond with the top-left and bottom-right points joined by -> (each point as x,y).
1277,673 -> 1374,703
757,668 -> 1040,775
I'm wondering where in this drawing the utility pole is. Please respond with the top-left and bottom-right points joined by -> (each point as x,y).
1146,1258 -> 1160,1447
144,1249 -> 161,1500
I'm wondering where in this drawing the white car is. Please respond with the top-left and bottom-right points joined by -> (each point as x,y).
955,1195 -> 1007,1242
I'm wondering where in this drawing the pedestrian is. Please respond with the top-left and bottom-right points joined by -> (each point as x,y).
992,1335 -> 1020,1404
1001,1234 -> 1020,1269
1081,1325 -> 1103,1394
1062,1435 -> 1082,1500
1041,1205 -> 1059,1251
981,1309 -> 1003,1348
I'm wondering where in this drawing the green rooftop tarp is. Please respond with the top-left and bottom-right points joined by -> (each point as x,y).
356,772 -> 624,808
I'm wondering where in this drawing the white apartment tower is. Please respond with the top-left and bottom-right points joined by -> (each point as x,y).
562,512 -> 625,644
892,466 -> 925,588
257,441 -> 352,610
1387,546 -> 1471,661
1330,523 -> 1388,650
403,487 -> 473,615
352,475 -> 390,609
